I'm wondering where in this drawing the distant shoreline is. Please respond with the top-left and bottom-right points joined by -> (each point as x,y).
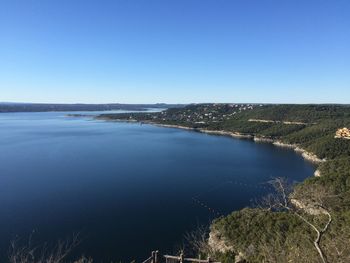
0,103 -> 183,113
85,115 -> 323,174
151,123 -> 323,165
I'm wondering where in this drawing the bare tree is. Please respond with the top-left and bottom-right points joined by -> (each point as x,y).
266,177 -> 332,263
8,233 -> 86,263
184,225 -> 212,257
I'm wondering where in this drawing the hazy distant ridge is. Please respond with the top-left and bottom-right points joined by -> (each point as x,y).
0,103 -> 185,112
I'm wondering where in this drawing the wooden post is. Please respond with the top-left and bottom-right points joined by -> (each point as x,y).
180,251 -> 184,263
155,250 -> 159,263
151,251 -> 156,263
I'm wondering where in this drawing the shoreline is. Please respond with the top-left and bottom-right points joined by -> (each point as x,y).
78,115 -> 324,171
143,122 -> 324,166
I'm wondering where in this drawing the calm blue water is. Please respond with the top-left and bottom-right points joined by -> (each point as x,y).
0,112 -> 315,262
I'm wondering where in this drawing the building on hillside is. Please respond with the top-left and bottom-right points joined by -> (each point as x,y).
335,127 -> 350,139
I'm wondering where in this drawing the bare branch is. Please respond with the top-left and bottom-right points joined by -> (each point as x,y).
184,225 -> 211,257
263,177 -> 334,263
8,233 -> 82,263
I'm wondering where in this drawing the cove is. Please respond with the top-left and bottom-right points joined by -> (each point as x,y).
0,112 -> 315,262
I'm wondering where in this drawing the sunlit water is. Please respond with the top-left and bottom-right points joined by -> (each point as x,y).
0,111 -> 315,262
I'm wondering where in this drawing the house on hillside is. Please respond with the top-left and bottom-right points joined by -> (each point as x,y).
335,127 -> 350,139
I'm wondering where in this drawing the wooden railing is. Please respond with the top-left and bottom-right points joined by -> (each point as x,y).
142,251 -> 220,263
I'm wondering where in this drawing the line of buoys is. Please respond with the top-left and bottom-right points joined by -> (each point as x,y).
191,197 -> 222,217
226,180 -> 273,190
194,180 -> 273,200
189,179 -> 275,217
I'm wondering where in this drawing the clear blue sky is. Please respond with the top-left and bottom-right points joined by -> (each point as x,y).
0,0 -> 349,104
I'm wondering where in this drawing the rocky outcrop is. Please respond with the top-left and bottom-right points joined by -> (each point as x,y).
314,169 -> 321,177
208,228 -> 248,262
199,129 -> 253,139
152,124 -> 195,130
248,119 -> 309,125
234,252 -> 247,263
290,198 -> 328,215
294,147 -> 324,163
253,137 -> 274,143
208,228 -> 235,254
272,141 -> 324,164
272,141 -> 296,148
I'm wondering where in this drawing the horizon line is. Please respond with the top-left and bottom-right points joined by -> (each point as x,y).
1,101 -> 349,106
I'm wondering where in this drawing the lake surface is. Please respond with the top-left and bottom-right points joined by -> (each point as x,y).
0,111 -> 315,262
